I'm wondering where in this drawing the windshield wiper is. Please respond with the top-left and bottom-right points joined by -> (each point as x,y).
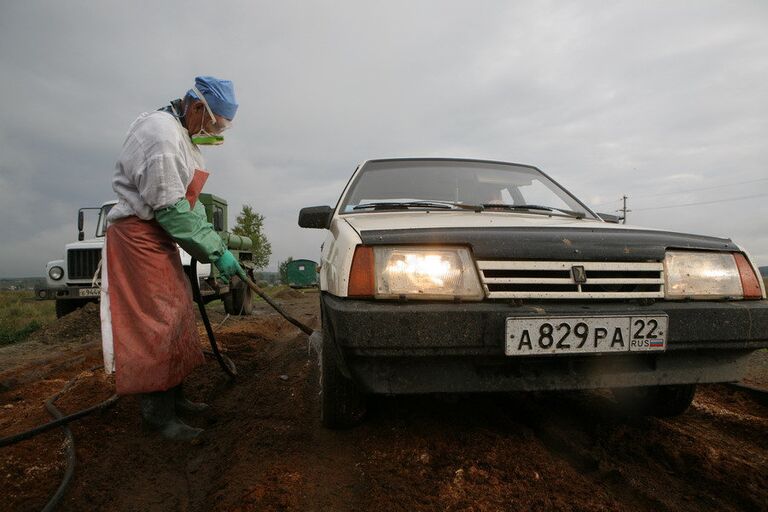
481,203 -> 585,219
353,201 -> 454,210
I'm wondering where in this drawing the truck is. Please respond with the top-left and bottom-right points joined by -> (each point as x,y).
35,193 -> 256,318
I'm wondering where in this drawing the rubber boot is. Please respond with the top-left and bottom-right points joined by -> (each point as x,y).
173,383 -> 210,415
140,390 -> 204,441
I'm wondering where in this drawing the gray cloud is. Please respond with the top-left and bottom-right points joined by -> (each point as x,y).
1,0 -> 767,277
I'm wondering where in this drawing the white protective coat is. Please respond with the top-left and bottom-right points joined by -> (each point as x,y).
101,110 -> 205,372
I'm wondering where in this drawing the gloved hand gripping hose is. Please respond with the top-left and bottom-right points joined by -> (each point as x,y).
188,257 -> 317,378
188,258 -> 238,379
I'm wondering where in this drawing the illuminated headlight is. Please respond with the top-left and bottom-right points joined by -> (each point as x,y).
48,266 -> 64,281
664,251 -> 758,299
374,247 -> 483,300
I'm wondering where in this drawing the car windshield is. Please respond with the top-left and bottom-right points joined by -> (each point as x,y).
339,160 -> 595,219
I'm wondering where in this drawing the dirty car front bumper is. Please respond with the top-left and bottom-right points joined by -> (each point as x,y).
321,294 -> 768,393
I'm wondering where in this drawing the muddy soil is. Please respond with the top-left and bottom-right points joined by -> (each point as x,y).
1,294 -> 766,512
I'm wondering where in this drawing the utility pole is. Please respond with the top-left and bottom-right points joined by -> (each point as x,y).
618,195 -> 630,224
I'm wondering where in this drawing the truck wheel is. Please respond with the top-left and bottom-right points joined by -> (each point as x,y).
612,384 -> 697,417
55,299 -> 89,319
223,276 -> 253,315
320,324 -> 366,429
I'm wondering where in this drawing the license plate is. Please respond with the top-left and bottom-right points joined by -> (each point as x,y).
78,287 -> 100,297
505,315 -> 668,356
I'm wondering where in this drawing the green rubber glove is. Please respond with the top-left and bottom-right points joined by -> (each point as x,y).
155,199 -> 226,263
215,250 -> 247,284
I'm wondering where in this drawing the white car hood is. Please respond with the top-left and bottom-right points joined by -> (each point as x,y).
341,210 -> 737,262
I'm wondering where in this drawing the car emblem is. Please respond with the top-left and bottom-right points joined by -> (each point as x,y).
571,265 -> 587,284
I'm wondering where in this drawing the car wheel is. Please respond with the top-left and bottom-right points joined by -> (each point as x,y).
320,324 -> 366,429
55,298 -> 90,319
223,275 -> 253,315
612,384 -> 697,417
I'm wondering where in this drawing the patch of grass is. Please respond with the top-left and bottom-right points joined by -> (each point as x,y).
0,291 -> 56,345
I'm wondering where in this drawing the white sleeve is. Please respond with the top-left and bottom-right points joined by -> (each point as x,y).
134,140 -> 188,211
125,116 -> 190,211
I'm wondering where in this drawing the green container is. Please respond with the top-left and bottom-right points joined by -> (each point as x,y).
286,259 -> 318,288
221,232 -> 253,251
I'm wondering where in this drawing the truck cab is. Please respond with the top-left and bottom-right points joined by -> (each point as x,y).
36,194 -> 255,317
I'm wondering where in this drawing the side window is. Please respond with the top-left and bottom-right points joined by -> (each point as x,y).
213,206 -> 225,231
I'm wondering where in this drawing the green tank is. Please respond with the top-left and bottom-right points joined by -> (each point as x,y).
286,259 -> 318,288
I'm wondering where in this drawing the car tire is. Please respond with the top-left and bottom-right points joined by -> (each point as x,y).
320,324 -> 366,429
612,384 -> 697,418
223,276 -> 253,316
55,298 -> 90,319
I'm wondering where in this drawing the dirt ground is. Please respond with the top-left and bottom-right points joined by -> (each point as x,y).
1,294 -> 767,512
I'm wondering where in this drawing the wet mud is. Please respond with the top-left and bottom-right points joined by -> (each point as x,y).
1,295 -> 766,511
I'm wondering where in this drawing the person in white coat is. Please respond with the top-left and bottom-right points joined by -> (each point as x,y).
101,76 -> 245,440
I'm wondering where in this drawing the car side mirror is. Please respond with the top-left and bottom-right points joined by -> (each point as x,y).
298,206 -> 333,229
597,212 -> 621,224
78,210 -> 85,241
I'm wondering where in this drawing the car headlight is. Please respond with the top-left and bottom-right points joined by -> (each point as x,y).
347,246 -> 484,300
49,266 -> 64,281
664,251 -> 763,300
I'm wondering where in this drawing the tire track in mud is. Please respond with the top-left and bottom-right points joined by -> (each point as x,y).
495,388 -> 768,512
495,392 -> 670,512
185,331 -> 368,512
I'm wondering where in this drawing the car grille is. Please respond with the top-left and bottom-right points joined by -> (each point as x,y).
67,249 -> 101,280
477,260 -> 664,299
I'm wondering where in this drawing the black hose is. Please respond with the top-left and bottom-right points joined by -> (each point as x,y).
243,279 -> 314,336
0,394 -> 119,448
0,371 -> 119,512
40,383 -> 77,512
188,259 -> 237,379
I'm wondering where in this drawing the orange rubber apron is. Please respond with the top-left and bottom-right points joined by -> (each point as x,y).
102,170 -> 209,395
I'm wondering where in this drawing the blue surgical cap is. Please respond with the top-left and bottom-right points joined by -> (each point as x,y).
187,75 -> 238,120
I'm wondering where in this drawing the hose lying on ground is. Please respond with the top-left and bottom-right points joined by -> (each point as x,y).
40,380 -> 77,512
0,369 -> 119,512
0,393 -> 119,448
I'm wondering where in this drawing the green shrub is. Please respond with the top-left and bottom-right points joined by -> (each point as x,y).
0,291 -> 55,345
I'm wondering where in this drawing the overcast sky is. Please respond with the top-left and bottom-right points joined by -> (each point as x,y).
1,1 -> 766,277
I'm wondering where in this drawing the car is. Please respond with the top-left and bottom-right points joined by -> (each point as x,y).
299,158 -> 768,428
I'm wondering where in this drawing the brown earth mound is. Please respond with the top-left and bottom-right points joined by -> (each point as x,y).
272,288 -> 304,299
29,302 -> 101,344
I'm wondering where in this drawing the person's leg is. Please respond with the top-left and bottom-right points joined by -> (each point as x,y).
173,383 -> 210,414
140,390 -> 204,440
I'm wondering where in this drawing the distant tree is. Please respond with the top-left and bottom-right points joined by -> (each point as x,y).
232,204 -> 271,269
278,257 -> 294,284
